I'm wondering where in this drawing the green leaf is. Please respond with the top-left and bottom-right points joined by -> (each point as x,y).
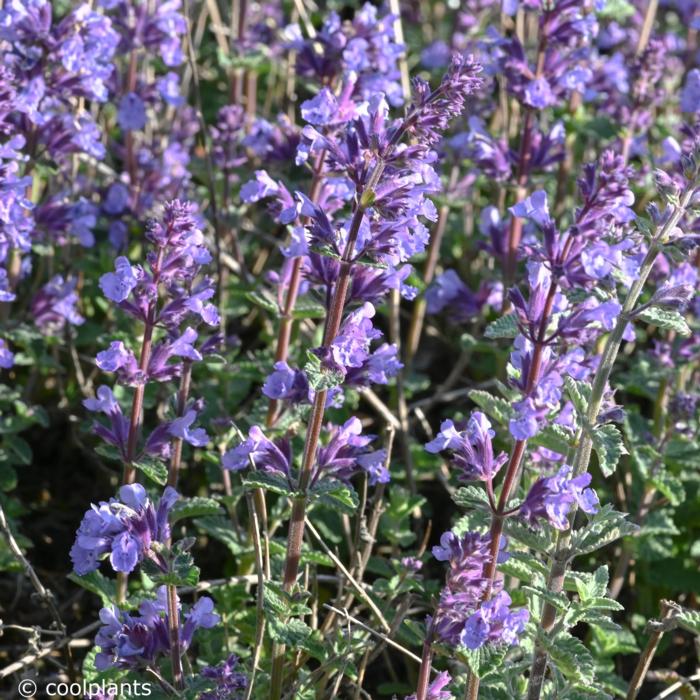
591,423 -> 627,477
4,434 -> 31,466
267,616 -> 326,661
143,546 -> 200,587
304,351 -> 345,392
171,497 -> 223,523
542,631 -> 595,684
565,377 -> 590,417
453,486 -> 490,510
468,390 -> 514,426
572,505 -> 638,555
193,516 -> 245,556
68,571 -> 117,607
523,585 -> 570,611
292,298 -> 327,319
459,644 -> 508,680
243,470 -> 292,496
499,551 -> 548,583
650,470 -> 685,506
245,290 -> 278,314
677,608 -> 700,635
132,457 -> 168,485
637,306 -> 691,336
309,479 -> 359,514
597,0 -> 635,21
529,424 -> 575,456
484,314 -> 518,339
504,518 -> 554,554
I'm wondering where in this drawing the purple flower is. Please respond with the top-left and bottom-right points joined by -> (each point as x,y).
94,586 -> 218,671
222,426 -> 291,476
509,190 -> 551,228
96,341 -> 137,376
200,654 -> 248,700
462,591 -> 529,649
70,484 -> 179,575
168,410 -> 209,447
524,78 -> 555,109
0,339 -> 14,369
405,671 -> 453,700
426,413 -> 508,482
31,276 -> 84,333
519,466 -> 599,530
157,72 -> 184,107
117,92 -> 147,131
262,362 -> 311,403
100,257 -> 140,303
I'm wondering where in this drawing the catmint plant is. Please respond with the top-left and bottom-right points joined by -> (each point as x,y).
5,3 -> 700,700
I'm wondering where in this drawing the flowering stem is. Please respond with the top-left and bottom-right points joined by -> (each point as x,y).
525,185 -> 696,700
166,583 -> 184,690
168,359 -> 193,488
467,277 -> 559,700
270,162 -> 387,700
414,634 -> 435,700
265,152 -> 326,428
123,247 -> 166,486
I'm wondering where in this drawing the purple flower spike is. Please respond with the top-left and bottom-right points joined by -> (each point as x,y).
94,586 -> 218,671
519,465 -> 599,530
462,591 -> 529,649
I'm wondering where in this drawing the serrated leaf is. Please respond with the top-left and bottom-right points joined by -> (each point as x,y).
68,570 -> 117,607
565,377 -> 591,417
572,505 -> 638,555
499,551 -> 548,582
132,457 -> 168,485
171,497 -> 223,523
243,470 -> 292,496
267,616 -> 325,660
523,585 -> 570,611
677,608 -> 700,635
245,290 -> 278,314
542,631 -> 595,684
309,479 -> 359,514
459,644 -> 508,680
529,424 -> 575,456
504,518 -> 554,554
304,351 -> 344,392
468,390 -> 514,426
650,470 -> 685,506
453,486 -> 490,510
591,423 -> 627,477
193,516 -> 245,556
637,306 -> 691,336
484,314 -> 518,339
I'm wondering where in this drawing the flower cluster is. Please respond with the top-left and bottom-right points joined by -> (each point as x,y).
430,530 -> 528,650
95,586 -> 219,670
70,484 -> 178,575
222,417 -> 389,487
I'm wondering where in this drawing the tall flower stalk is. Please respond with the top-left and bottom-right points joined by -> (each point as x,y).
525,172 -> 700,700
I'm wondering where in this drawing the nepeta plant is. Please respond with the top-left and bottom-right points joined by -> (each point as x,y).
3,2 -> 700,700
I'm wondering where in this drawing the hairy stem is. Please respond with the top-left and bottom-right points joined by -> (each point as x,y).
167,583 -> 184,690
525,186 -> 695,700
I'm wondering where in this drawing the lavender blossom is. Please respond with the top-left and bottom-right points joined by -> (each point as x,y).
94,586 -> 219,671
70,484 -> 179,575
